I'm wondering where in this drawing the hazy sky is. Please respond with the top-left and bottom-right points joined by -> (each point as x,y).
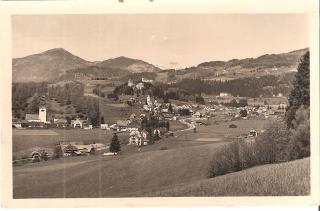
12,14 -> 308,68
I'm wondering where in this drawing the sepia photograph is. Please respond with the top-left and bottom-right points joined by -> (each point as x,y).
10,13 -> 312,198
0,0 -> 319,207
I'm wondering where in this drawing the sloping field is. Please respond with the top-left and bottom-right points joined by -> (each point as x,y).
13,143 -> 225,198
13,140 -> 309,198
131,158 -> 310,197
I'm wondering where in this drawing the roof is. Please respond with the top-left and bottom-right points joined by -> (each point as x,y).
117,120 -> 129,127
71,119 -> 86,124
55,119 -> 68,124
129,113 -> 137,119
128,120 -> 141,128
25,114 -> 39,121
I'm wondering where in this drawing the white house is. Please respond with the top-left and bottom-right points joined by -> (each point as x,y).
71,119 -> 87,128
142,78 -> 153,83
219,92 -> 231,97
128,129 -> 150,146
100,124 -> 108,130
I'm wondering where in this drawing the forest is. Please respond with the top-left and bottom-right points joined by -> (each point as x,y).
169,73 -> 295,98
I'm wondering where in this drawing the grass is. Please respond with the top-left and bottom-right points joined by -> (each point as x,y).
13,143 -> 225,198
12,129 -> 129,158
130,158 -> 310,197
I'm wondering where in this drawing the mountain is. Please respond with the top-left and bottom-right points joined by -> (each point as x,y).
12,48 -> 92,82
12,50 -> 161,82
97,56 -> 160,73
12,47 -> 308,83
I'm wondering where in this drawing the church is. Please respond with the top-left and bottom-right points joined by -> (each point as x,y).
25,106 -> 47,123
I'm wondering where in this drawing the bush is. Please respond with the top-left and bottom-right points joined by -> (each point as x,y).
208,141 -> 242,177
255,121 -> 291,164
229,124 -> 237,128
288,106 -> 310,159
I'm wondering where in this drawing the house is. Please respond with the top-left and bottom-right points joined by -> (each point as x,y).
127,120 -> 141,132
71,119 -> 87,128
136,82 -> 144,90
116,120 -> 130,131
100,124 -> 108,130
128,79 -> 135,87
128,129 -> 150,146
219,92 -> 231,97
142,77 -> 153,83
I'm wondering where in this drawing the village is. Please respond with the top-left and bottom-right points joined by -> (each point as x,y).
12,77 -> 288,163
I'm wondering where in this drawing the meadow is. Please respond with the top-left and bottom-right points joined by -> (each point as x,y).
133,158 -> 310,197
13,141 -> 309,198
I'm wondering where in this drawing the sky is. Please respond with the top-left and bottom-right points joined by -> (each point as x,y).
12,14 -> 309,68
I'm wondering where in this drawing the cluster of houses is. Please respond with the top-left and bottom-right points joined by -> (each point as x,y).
12,104 -> 94,129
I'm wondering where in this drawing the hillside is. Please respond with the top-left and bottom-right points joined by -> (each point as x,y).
13,142 -> 310,198
97,56 -> 160,73
12,48 -> 91,82
126,157 -> 310,197
13,143 -> 222,198
175,48 -> 308,81
13,49 -> 161,82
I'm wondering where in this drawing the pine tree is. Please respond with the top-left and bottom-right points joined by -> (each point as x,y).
286,52 -> 310,128
168,103 -> 173,113
110,133 -> 121,155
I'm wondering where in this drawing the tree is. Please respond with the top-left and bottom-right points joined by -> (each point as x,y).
166,121 -> 170,131
240,109 -> 247,117
53,144 -> 63,159
168,103 -> 173,113
286,52 -> 310,128
100,116 -> 105,124
109,133 -> 121,155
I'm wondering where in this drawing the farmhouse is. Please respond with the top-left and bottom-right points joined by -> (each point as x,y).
219,92 -> 232,97
116,120 -> 130,131
128,129 -> 150,146
71,118 -> 88,128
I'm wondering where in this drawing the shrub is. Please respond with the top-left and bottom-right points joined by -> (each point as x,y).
53,144 -> 63,159
229,124 -> 237,128
208,141 -> 242,177
255,121 -> 291,164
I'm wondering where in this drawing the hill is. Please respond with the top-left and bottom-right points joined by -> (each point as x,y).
13,49 -> 161,82
97,56 -> 160,73
175,48 -> 308,81
12,48 -> 91,82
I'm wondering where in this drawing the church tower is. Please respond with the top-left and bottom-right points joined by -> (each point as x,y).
39,106 -> 47,123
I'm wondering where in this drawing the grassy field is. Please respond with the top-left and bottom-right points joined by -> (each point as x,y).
175,118 -> 270,141
13,143 -> 226,198
132,158 -> 310,197
12,129 -> 129,159
13,140 -> 310,198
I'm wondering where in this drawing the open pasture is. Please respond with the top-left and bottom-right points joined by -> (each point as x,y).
12,129 -> 128,156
